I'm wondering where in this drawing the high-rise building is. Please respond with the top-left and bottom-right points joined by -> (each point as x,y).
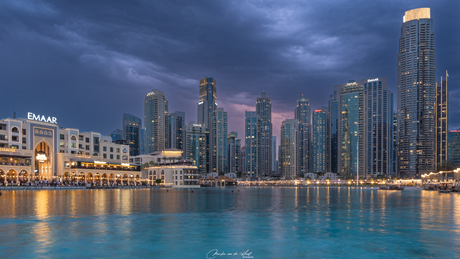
197,77 -> 217,130
299,122 -> 311,175
295,94 -> 311,124
245,111 -> 259,178
339,80 -> 365,179
122,113 -> 142,157
211,108 -> 228,173
110,129 -> 123,142
328,85 -> 341,174
392,113 -> 398,177
435,71 -> 449,170
256,91 -> 272,176
397,8 -> 436,177
272,136 -> 277,174
448,130 -> 460,167
185,121 -> 208,175
228,131 -> 241,174
312,107 -> 329,173
239,146 -> 246,174
144,90 -> 169,154
362,77 -> 393,178
169,111 -> 185,151
280,119 -> 300,180
140,128 -> 145,155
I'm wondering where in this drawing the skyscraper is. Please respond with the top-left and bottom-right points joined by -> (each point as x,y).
339,81 -> 365,179
110,129 -> 123,142
328,85 -> 341,174
448,130 -> 460,167
185,121 -> 208,175
256,91 -> 272,176
245,111 -> 259,178
122,113 -> 141,157
312,107 -> 329,173
228,131 -> 241,174
362,77 -> 393,178
435,71 -> 449,170
272,136 -> 276,175
295,94 -> 311,124
169,111 -> 185,151
280,119 -> 300,180
197,77 -> 217,129
144,90 -> 169,154
211,108 -> 228,173
397,8 -> 436,177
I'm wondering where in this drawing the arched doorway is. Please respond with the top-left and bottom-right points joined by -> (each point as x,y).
63,172 -> 70,183
87,173 -> 93,183
116,174 -> 121,185
135,175 -> 140,185
123,174 -> 128,185
109,173 -> 115,184
35,141 -> 53,180
94,173 -> 101,186
102,173 -> 108,185
18,170 -> 28,184
7,169 -> 16,184
0,169 -> 5,184
78,172 -> 85,184
70,172 -> 77,183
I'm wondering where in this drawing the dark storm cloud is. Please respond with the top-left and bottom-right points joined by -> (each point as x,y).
0,0 -> 459,143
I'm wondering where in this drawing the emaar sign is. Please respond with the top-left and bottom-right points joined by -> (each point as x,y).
28,112 -> 57,124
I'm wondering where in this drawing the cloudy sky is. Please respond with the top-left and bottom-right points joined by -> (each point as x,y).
0,0 -> 458,147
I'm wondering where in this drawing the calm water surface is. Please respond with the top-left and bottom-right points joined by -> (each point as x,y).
0,187 -> 459,258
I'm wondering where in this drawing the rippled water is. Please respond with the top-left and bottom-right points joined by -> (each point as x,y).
0,187 -> 459,258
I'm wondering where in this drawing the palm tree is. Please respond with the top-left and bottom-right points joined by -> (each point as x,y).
149,160 -> 155,167
162,156 -> 167,165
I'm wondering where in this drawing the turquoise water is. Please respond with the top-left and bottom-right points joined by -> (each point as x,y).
0,187 -> 459,258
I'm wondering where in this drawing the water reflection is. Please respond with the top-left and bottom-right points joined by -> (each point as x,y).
0,188 -> 460,258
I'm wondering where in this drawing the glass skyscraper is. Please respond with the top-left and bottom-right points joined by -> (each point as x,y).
312,107 -> 329,173
280,119 -> 299,180
211,108 -> 228,173
397,8 -> 436,177
144,89 -> 169,154
256,91 -> 272,176
185,121 -> 208,175
435,71 -> 449,170
122,113 -> 141,157
339,81 -> 365,179
197,77 -> 217,130
328,85 -> 341,174
245,111 -> 259,178
169,111 -> 185,151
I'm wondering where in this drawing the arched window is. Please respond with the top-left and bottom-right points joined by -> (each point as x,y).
11,127 -> 19,133
71,135 -> 77,141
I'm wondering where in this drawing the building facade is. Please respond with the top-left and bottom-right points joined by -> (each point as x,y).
197,77 -> 217,130
184,122 -> 208,175
123,113 -> 141,157
227,132 -> 241,174
339,81 -> 365,179
211,108 -> 228,174
295,94 -> 311,124
435,71 -> 449,170
397,8 -> 436,177
169,111 -> 185,151
448,130 -> 460,167
256,91 -> 272,176
144,89 -> 169,154
280,119 -> 299,180
245,111 -> 259,178
328,85 -> 341,174
362,77 -> 393,178
0,115 -> 141,185
312,107 -> 329,173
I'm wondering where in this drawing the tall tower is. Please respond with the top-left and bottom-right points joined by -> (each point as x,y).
339,81 -> 365,179
397,8 -> 436,177
144,90 -> 169,154
122,113 -> 142,157
362,77 -> 393,178
295,94 -> 311,124
256,91 -> 272,176
169,111 -> 185,151
197,77 -> 217,129
185,121 -> 208,175
312,107 -> 329,173
211,108 -> 228,173
228,131 -> 241,174
245,111 -> 259,178
328,85 -> 341,174
280,119 -> 300,180
435,71 -> 449,170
